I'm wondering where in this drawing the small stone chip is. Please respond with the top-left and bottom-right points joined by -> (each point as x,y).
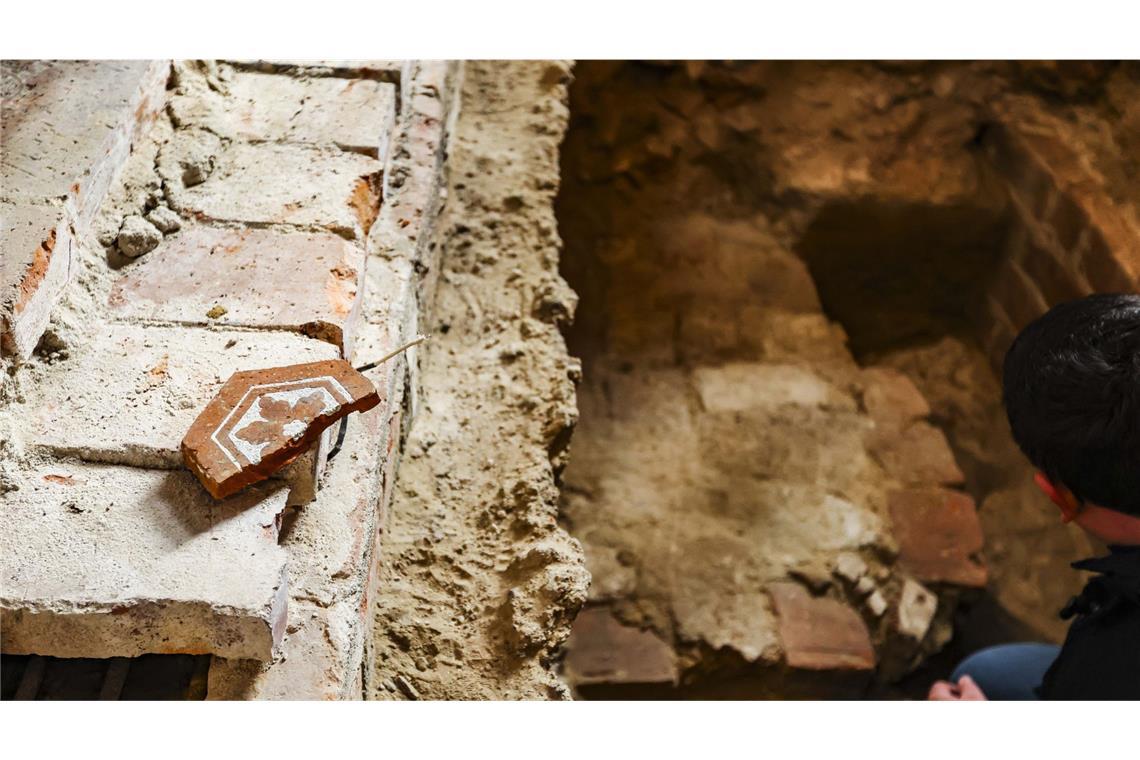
117,214 -> 162,257
897,578 -> 938,641
206,304 -> 228,319
181,358 -> 381,499
393,674 -> 420,700
866,590 -> 888,617
833,552 -> 868,583
145,205 -> 182,233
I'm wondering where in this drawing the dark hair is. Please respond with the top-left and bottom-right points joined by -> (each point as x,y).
1003,293 -> 1140,516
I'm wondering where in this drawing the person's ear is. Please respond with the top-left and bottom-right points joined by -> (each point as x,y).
1034,472 -> 1082,523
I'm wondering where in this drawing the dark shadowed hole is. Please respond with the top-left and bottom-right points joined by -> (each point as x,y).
795,200 -> 1011,359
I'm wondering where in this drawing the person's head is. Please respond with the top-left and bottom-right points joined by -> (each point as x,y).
1003,293 -> 1140,544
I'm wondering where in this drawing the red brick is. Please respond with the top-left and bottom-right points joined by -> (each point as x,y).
1076,200 -> 1140,293
981,302 -> 1018,377
1047,189 -> 1088,254
768,582 -> 876,671
981,124 -> 1054,219
988,259 -> 1049,331
1018,234 -> 1092,306
564,607 -> 678,686
1,202 -> 76,359
860,367 -> 930,432
108,226 -> 367,353
888,488 -> 987,587
984,107 -> 1140,295
182,359 -> 380,499
868,421 -> 964,487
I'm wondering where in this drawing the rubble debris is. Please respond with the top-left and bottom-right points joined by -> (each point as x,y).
896,578 -> 938,642
145,205 -> 182,233
834,552 -> 869,583
116,214 -> 162,257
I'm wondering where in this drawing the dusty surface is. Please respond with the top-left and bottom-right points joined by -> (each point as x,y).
1,463 -> 289,661
555,61 -> 1139,696
3,59 -> 438,698
367,61 -> 589,700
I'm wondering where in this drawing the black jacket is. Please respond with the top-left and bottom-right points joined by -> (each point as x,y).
1039,545 -> 1140,700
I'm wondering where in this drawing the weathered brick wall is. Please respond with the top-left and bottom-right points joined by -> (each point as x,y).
2,61 -> 169,360
1,59 -> 459,699
980,98 -> 1140,371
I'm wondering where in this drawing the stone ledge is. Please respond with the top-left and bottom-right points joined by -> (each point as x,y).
206,358 -> 404,699
17,323 -> 338,483
0,463 -> 289,661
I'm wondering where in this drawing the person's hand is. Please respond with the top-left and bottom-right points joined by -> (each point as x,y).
928,675 -> 987,701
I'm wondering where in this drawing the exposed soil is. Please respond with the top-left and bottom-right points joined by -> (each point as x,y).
554,61 -> 1135,698
367,61 -> 589,700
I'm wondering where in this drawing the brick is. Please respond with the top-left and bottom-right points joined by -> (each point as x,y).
768,582 -> 876,671
888,488 -> 987,587
1018,234 -> 1092,306
369,62 -> 454,296
981,302 -> 1018,377
182,359 -> 380,499
108,226 -> 367,353
989,259 -> 1049,331
693,362 -> 855,413
17,323 -> 338,472
859,367 -> 930,432
1016,129 -> 1088,193
207,377 -> 395,699
1047,189 -> 1088,254
208,598 -> 360,700
1,201 -> 76,359
896,578 -> 938,642
169,72 -> 397,159
868,421 -> 965,487
1082,229 -> 1138,292
564,607 -> 678,686
983,106 -> 1140,295
159,139 -> 382,239
2,60 -> 168,358
0,463 -> 288,661
1,60 -> 168,225
1077,201 -> 1140,293
980,124 -> 1054,219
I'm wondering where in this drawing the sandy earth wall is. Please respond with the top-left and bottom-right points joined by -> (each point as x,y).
367,61 -> 589,700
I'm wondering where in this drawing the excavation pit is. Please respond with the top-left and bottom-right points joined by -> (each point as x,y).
555,61 -> 1137,699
